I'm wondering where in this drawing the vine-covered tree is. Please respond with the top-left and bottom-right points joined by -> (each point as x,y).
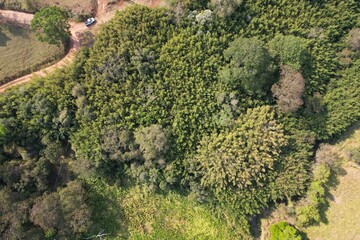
31,6 -> 70,45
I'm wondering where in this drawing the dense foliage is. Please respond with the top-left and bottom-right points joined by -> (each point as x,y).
269,221 -> 302,240
31,6 -> 70,45
0,0 -> 359,238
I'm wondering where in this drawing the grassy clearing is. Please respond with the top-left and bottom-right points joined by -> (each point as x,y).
260,124 -> 360,240
304,163 -> 360,240
304,126 -> 360,240
86,179 -> 239,240
0,23 -> 64,84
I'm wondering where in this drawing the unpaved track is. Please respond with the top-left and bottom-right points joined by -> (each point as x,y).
0,0 -> 108,93
0,0 -> 169,93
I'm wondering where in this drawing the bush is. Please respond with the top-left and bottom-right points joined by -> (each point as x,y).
270,221 -> 302,240
347,148 -> 360,165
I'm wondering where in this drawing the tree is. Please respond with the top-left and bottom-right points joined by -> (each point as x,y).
210,0 -> 243,17
31,6 -> 70,45
30,193 -> 64,234
58,181 -> 92,235
100,125 -> 139,162
219,37 -> 274,95
324,59 -> 360,137
268,34 -> 309,71
193,106 -> 286,193
347,28 -> 360,52
271,65 -> 305,113
191,106 -> 290,215
134,124 -> 170,161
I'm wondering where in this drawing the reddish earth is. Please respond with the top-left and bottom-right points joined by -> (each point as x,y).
0,0 -> 169,93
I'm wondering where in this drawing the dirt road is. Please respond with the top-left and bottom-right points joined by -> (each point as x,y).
0,0 -> 109,93
0,0 -> 169,93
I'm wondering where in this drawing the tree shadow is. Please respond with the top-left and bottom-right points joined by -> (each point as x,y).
0,31 -> 11,47
318,167 -> 347,225
86,180 -> 130,239
7,24 -> 30,38
330,120 -> 360,144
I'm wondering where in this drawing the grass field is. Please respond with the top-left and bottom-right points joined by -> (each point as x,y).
86,179 -> 240,240
0,23 -> 64,84
304,163 -> 360,240
259,123 -> 360,240
304,126 -> 360,240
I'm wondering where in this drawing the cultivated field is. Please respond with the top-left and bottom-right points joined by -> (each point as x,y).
0,23 -> 64,84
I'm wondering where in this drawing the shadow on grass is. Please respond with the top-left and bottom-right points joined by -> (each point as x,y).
300,230 -> 310,240
331,120 -> 360,144
85,179 -> 130,239
317,166 -> 347,225
7,24 -> 30,38
0,31 -> 11,46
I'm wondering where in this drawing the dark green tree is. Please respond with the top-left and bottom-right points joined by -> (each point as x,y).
31,6 -> 70,45
219,37 -> 274,95
268,34 -> 309,71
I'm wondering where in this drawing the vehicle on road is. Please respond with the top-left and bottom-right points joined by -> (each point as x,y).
85,17 -> 96,27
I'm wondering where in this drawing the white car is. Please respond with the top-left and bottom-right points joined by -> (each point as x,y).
85,17 -> 96,27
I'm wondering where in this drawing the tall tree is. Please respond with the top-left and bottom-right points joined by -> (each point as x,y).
191,106 -> 288,214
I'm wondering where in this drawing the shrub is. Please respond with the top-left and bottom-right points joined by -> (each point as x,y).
269,221 -> 302,240
296,163 -> 331,227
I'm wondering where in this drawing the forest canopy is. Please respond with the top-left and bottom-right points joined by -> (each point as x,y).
0,0 -> 359,239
